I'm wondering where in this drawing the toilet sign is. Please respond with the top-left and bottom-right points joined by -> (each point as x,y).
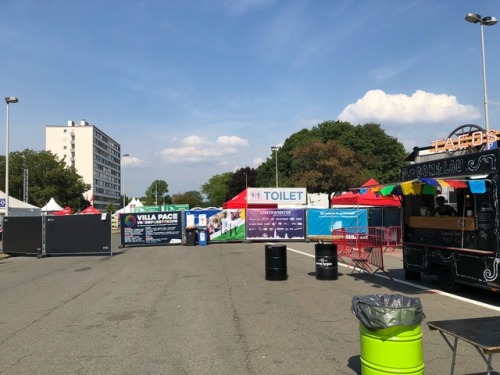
247,188 -> 307,205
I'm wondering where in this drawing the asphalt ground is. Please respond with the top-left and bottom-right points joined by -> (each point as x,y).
0,236 -> 500,374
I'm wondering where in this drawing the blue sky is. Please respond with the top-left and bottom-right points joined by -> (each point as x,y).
1,0 -> 499,198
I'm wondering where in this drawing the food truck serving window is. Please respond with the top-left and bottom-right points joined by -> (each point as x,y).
402,178 -> 491,218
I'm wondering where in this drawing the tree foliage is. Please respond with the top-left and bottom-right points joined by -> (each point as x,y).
289,140 -> 372,194
311,121 -> 407,183
256,129 -> 318,188
172,191 -> 205,208
0,149 -> 90,209
201,172 -> 233,207
256,121 -> 407,189
145,179 -> 169,205
228,167 -> 257,197
105,201 -> 116,213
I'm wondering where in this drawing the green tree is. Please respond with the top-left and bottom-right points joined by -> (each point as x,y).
311,121 -> 407,183
145,179 -> 169,205
256,129 -> 320,187
0,149 -> 90,209
201,172 -> 233,207
290,140 -> 372,194
228,167 -> 257,197
105,201 -> 117,213
172,191 -> 204,208
256,121 -> 407,188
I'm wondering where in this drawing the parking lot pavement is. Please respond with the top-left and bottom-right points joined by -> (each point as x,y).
1,239 -> 500,374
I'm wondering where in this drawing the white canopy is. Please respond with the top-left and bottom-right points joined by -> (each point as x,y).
41,197 -> 64,212
0,190 -> 41,216
115,197 -> 144,215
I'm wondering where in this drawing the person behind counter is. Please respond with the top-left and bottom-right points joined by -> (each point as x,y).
432,196 -> 457,216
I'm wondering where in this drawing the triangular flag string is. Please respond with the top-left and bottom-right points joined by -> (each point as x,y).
361,178 -> 488,196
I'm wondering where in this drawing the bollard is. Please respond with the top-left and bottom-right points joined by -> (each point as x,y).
265,244 -> 288,281
315,243 -> 338,280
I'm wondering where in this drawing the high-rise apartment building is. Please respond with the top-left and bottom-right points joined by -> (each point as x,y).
45,120 -> 121,210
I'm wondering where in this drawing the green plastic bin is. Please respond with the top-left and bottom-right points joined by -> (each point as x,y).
352,294 -> 425,374
359,323 -> 424,374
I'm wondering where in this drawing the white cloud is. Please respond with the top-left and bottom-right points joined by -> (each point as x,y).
160,135 -> 250,163
338,89 -> 480,125
252,157 -> 265,166
217,135 -> 248,146
123,155 -> 148,167
183,135 -> 210,146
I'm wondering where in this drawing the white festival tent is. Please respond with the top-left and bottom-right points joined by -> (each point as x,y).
41,197 -> 64,212
0,190 -> 41,216
115,198 -> 144,215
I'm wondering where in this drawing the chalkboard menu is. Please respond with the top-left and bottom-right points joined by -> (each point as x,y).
474,188 -> 498,250
120,211 -> 183,247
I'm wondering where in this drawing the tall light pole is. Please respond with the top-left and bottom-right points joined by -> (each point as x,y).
122,153 -> 130,208
271,146 -> 279,187
5,97 -> 18,217
465,13 -> 497,132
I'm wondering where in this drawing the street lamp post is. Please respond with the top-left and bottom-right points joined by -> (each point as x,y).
4,97 -> 18,217
122,154 -> 130,208
465,13 -> 497,132
271,146 -> 279,187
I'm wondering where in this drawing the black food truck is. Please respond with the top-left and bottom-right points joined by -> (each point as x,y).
401,125 -> 500,292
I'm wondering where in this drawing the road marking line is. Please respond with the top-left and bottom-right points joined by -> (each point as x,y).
282,244 -> 500,313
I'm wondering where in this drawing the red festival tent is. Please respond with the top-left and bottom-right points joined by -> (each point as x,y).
222,189 -> 278,209
80,206 -> 102,215
53,206 -> 74,215
331,179 -> 401,207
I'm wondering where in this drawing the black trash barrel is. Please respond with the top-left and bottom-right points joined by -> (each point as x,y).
315,243 -> 338,280
265,244 -> 288,281
185,228 -> 196,246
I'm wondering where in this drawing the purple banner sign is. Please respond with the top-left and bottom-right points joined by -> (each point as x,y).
246,208 -> 305,240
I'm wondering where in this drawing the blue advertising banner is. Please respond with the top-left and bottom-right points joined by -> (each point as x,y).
246,208 -> 305,240
120,211 -> 183,246
306,208 -> 368,236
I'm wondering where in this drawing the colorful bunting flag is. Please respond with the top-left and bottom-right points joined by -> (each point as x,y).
445,180 -> 468,189
468,180 -> 486,194
422,185 -> 437,194
400,181 -> 422,195
436,179 -> 450,187
379,185 -> 395,196
419,178 -> 439,186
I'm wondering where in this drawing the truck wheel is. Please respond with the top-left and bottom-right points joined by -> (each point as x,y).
405,270 -> 420,280
438,266 -> 461,292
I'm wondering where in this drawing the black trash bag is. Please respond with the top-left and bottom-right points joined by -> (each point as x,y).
351,294 -> 425,330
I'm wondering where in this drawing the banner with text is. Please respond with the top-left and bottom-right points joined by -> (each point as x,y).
306,208 -> 368,236
120,211 -> 183,246
246,208 -> 305,240
247,188 -> 307,205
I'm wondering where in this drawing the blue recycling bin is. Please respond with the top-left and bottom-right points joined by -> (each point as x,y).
198,227 -> 208,246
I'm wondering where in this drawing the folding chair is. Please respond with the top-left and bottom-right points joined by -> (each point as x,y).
350,247 -> 373,276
